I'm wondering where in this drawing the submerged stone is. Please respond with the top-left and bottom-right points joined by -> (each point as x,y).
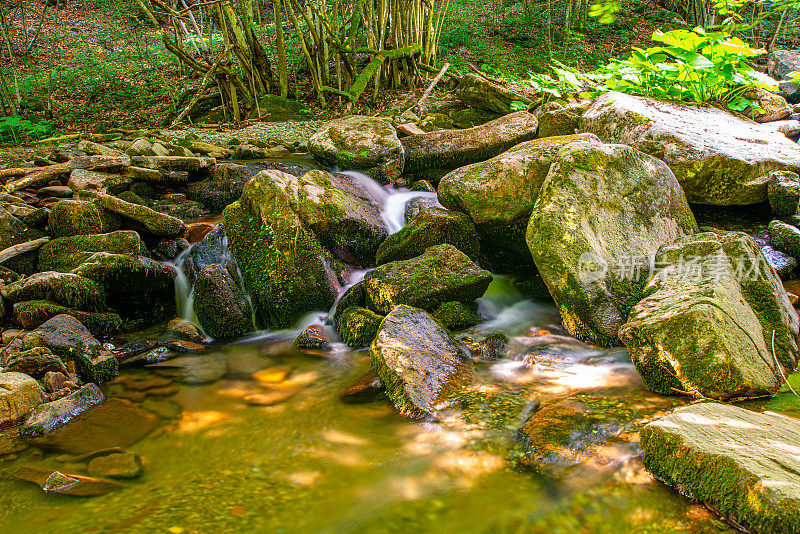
370,305 -> 474,418
21,383 -> 105,437
86,451 -> 142,479
641,402 -> 800,533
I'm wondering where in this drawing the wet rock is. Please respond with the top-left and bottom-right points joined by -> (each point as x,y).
439,133 -> 601,271
28,398 -> 159,454
308,116 -> 405,183
619,232 -> 799,400
402,111 -> 539,173
85,191 -> 186,238
21,383 -> 105,436
432,301 -> 483,331
38,230 -> 147,272
375,207 -> 479,265
767,170 -> 800,218
3,347 -> 68,378
294,324 -> 330,351
151,197 -> 209,221
165,318 -> 204,342
364,244 -> 493,315
580,91 -> 800,205
641,402 -> 800,532
1,271 -> 105,311
151,237 -> 189,261
268,169 -> 387,265
47,200 -> 103,237
181,224 -> 232,284
335,306 -> 383,348
185,163 -> 252,212
371,305 -> 473,418
403,196 -> 439,223
71,253 -> 176,328
13,465 -> 124,496
43,371 -> 68,393
244,389 -> 298,406
185,222 -> 215,243
527,141 -> 697,346
86,451 -> 142,479
761,244 -> 798,278
340,371 -> 384,404
517,398 -> 627,465
455,330 -> 508,361
21,314 -> 119,384
0,372 -> 46,427
768,219 -> 800,259
67,169 -> 131,195
12,300 -> 122,337
223,170 -> 339,329
454,73 -> 535,114
192,264 -> 253,340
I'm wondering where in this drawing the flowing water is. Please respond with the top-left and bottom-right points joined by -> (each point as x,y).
1,161 -> 795,533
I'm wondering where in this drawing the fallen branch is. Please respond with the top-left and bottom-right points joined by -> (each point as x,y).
170,55 -> 225,127
2,163 -> 70,193
34,133 -> 81,145
419,62 -> 461,80
0,237 -> 50,264
417,62 -> 450,115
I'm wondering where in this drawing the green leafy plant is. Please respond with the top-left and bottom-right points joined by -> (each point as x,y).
600,28 -> 770,108
0,116 -> 54,144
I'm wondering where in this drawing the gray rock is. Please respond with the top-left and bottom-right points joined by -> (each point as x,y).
580,91 -> 800,205
619,232 -> 799,400
21,383 -> 105,436
768,49 -> 800,80
641,402 -> 800,532
370,305 -> 473,417
192,264 -> 254,340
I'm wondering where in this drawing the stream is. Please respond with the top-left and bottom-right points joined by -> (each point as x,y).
0,158 -> 792,533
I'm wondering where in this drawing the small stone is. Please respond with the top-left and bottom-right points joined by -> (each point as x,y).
252,367 -> 290,384
86,452 -> 142,479
294,324 -> 330,351
244,389 -> 297,406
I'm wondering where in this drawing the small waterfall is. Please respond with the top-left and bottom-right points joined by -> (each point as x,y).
166,247 -> 196,322
381,191 -> 439,234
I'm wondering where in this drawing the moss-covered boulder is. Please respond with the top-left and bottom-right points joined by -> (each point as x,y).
151,198 -> 208,221
12,300 -> 122,337
370,305 -> 473,417
47,200 -> 103,238
38,231 -> 147,272
2,347 -> 67,378
769,219 -> 800,260
641,402 -> 800,532
768,170 -> 800,218
454,74 -> 536,115
439,133 -> 601,271
580,91 -> 800,205
620,232 -> 799,400
527,142 -> 697,346
85,191 -> 186,238
364,244 -> 493,315
0,205 -> 44,274
67,169 -> 131,195
432,301 -> 483,331
308,116 -> 404,183
181,224 -> 234,285
222,170 -> 339,329
70,253 -> 176,328
22,314 -> 119,383
375,207 -> 479,265
1,271 -> 105,311
267,169 -> 388,265
192,264 -> 253,340
535,101 -> 586,138
402,111 -> 539,173
335,306 -> 383,347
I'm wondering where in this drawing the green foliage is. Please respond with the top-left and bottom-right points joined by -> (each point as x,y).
589,0 -> 622,24
601,28 -> 769,107
0,116 -> 54,144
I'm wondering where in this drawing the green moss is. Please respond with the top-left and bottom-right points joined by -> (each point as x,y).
336,306 -> 383,347
38,230 -> 147,272
432,301 -> 483,331
13,300 -> 122,337
47,200 -> 103,238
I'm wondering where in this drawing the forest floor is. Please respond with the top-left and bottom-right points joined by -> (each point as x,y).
0,0 -> 679,141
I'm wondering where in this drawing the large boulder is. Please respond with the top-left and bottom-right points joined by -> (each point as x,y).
185,163 -> 252,212
0,205 -> 44,274
768,49 -> 800,80
2,347 -> 68,378
371,305 -> 473,417
439,133 -> 601,271
21,384 -> 105,436
579,91 -> 800,205
308,116 -> 404,183
181,224 -> 234,285
454,74 -> 536,114
84,191 -> 186,238
768,170 -> 800,218
222,170 -> 340,329
38,231 -> 147,272
527,141 -> 697,346
47,200 -> 103,238
641,403 -> 800,532
265,169 -> 387,266
0,372 -> 45,427
363,244 -> 492,315
192,264 -> 254,340
1,271 -> 105,311
619,232 -> 799,400
70,253 -> 176,328
22,315 -> 119,383
12,300 -> 122,337
375,207 -> 479,265
402,111 -> 540,173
